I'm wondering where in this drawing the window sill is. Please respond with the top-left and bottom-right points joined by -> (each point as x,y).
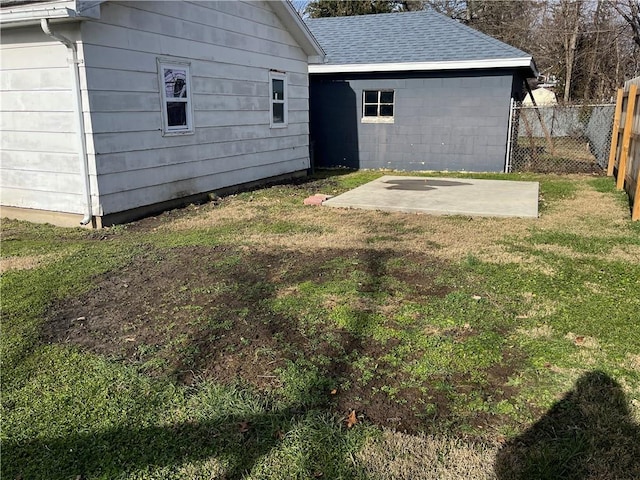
162,129 -> 195,137
270,123 -> 289,129
361,117 -> 394,124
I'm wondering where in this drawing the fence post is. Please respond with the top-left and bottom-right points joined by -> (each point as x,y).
617,84 -> 638,190
607,88 -> 624,177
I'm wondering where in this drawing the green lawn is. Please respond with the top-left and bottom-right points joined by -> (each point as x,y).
2,170 -> 639,479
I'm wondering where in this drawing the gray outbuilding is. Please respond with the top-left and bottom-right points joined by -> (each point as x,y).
306,11 -> 537,172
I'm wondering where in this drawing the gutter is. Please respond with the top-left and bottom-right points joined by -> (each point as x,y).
309,57 -> 538,76
0,1 -> 101,28
40,18 -> 93,225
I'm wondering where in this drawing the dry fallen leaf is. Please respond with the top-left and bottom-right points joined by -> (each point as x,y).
330,389 -> 337,395
238,421 -> 250,433
346,410 -> 357,428
575,336 -> 585,345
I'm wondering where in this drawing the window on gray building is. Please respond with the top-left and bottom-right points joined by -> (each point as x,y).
362,90 -> 394,123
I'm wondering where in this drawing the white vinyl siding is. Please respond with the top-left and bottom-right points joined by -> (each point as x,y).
79,0 -> 311,215
0,24 -> 94,214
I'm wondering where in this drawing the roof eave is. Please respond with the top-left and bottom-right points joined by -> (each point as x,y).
309,57 -> 537,76
0,0 -> 102,27
270,0 -> 325,62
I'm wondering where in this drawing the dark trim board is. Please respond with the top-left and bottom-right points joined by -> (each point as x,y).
310,69 -> 528,172
98,170 -> 308,227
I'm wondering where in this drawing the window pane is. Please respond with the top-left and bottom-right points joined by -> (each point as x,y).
364,105 -> 378,117
167,102 -> 187,127
380,105 -> 394,117
273,103 -> 284,123
272,79 -> 284,100
364,91 -> 377,103
380,91 -> 394,103
164,68 -> 188,98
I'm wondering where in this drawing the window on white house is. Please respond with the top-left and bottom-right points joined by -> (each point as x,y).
362,90 -> 394,123
158,60 -> 194,135
269,71 -> 288,128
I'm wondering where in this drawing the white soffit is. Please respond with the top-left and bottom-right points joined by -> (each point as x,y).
310,57 -> 536,75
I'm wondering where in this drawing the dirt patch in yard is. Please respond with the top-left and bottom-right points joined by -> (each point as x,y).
43,245 -> 522,435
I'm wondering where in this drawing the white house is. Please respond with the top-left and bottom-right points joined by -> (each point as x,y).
523,87 -> 557,106
0,0 -> 324,227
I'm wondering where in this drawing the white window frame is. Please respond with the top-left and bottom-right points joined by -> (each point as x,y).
158,59 -> 194,136
362,89 -> 395,124
269,71 -> 288,128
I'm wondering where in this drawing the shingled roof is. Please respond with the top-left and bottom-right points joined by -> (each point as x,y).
306,10 -> 536,75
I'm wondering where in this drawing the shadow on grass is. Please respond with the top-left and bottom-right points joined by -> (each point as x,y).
4,244 -> 514,478
39,246 -> 461,433
495,370 -> 640,480
3,407 -> 362,479
3,247 -> 398,479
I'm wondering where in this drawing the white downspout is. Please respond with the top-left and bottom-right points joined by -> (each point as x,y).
40,18 -> 93,226
504,97 -> 515,173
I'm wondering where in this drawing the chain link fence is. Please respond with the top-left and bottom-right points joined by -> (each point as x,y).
507,103 -> 616,173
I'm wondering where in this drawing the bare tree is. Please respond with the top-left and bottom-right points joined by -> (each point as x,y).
305,0 -> 397,18
466,0 -> 542,53
556,0 -> 584,101
609,0 -> 640,48
422,0 -> 468,19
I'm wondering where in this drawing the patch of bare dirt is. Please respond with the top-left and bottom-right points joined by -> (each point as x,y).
43,245 -> 521,435
44,245 -> 313,388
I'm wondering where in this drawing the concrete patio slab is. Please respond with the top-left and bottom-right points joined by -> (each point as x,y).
322,176 -> 539,218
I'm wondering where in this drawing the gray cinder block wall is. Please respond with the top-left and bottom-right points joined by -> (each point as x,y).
310,70 -> 526,172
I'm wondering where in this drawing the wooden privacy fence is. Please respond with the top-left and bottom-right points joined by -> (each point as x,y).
608,77 -> 640,220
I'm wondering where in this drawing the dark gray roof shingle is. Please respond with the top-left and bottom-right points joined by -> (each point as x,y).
305,10 -> 532,65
